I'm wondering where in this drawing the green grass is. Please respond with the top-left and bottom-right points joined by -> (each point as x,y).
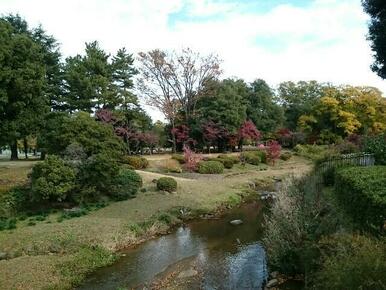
0,153 -> 312,289
0,160 -> 37,195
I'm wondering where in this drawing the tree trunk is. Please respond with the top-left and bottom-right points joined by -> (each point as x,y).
239,139 -> 244,152
23,138 -> 28,159
10,140 -> 18,160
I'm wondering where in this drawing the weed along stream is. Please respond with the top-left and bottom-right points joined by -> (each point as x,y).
78,201 -> 270,290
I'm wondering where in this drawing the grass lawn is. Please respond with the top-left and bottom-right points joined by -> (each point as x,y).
0,159 -> 38,196
0,154 -> 312,290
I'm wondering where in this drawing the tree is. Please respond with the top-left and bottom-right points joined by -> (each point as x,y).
201,120 -> 229,152
112,48 -> 139,110
197,79 -> 248,151
238,120 -> 261,151
39,112 -> 124,157
0,17 -> 48,160
247,79 -> 284,132
137,48 -> 221,122
2,15 -> 63,110
64,42 -> 137,112
297,85 -> 386,143
363,0 -> 386,79
278,81 -> 325,130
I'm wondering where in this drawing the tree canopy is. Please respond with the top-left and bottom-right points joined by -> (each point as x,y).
363,0 -> 386,79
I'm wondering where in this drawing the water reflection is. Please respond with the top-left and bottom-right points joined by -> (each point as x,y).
78,202 -> 268,290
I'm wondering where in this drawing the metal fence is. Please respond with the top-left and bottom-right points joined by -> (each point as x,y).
311,153 -> 375,193
318,153 -> 375,172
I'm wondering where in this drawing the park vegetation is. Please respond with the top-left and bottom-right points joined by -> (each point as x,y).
0,3 -> 386,288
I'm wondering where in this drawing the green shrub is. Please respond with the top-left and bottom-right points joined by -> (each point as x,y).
0,187 -> 29,217
334,166 -> 386,231
59,245 -> 117,286
336,141 -> 359,154
217,154 -> 240,164
121,156 -> 149,169
40,111 -> 124,158
314,234 -> 386,289
31,156 -> 76,203
294,144 -> 331,161
217,158 -> 234,169
280,152 -> 292,161
240,151 -> 265,165
111,169 -> 142,200
364,133 -> 386,165
58,208 -> 89,222
198,161 -> 224,174
78,153 -> 120,201
171,154 -> 185,164
0,217 -> 17,231
156,177 -> 177,192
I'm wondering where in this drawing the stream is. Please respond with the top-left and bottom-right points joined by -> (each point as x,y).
78,201 -> 296,290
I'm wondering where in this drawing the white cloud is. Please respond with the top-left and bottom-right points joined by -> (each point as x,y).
0,0 -> 384,122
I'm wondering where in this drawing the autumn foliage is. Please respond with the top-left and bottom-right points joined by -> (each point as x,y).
183,145 -> 203,172
266,140 -> 281,165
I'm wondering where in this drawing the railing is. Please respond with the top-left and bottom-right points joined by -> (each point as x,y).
318,153 -> 375,171
311,153 -> 375,193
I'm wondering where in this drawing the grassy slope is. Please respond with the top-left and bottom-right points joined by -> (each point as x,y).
0,154 -> 312,290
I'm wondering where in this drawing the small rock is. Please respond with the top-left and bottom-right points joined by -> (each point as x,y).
230,219 -> 243,225
266,278 -> 278,288
270,271 -> 279,279
0,252 -> 7,260
177,269 -> 198,279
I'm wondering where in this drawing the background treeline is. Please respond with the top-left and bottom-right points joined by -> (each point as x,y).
1,15 -> 386,161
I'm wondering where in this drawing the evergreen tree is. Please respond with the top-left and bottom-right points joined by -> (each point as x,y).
0,17 -> 48,160
246,79 -> 284,132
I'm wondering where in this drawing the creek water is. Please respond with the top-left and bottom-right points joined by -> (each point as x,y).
78,202 -> 287,290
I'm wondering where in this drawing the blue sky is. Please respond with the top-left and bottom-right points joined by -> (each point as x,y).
1,0 -> 384,120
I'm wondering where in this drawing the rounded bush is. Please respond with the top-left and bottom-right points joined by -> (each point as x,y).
217,158 -> 234,169
241,151 -> 262,165
157,177 -> 177,192
217,154 -> 240,164
198,161 -> 224,174
122,156 -> 149,169
171,154 -> 185,164
112,169 -> 142,200
280,152 -> 292,161
31,155 -> 76,203
161,159 -> 182,173
78,153 -> 121,199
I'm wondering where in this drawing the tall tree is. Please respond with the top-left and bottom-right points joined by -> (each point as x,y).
0,17 -> 48,160
246,79 -> 284,132
278,81 -> 325,130
64,42 -> 137,112
137,48 -> 222,123
363,0 -> 386,79
197,79 -> 248,151
112,48 -> 139,110
4,15 -> 64,110
298,85 -> 386,143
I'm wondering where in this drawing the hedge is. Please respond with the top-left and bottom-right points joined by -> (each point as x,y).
334,166 -> 386,231
198,161 -> 224,174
